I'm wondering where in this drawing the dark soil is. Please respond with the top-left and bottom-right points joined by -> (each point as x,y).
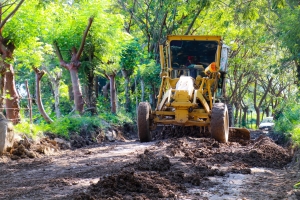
0,126 -> 299,200
71,129 -> 294,200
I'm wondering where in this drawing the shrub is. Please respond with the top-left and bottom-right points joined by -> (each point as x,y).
274,102 -> 300,144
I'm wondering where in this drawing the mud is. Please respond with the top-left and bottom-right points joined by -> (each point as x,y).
0,128 -> 299,200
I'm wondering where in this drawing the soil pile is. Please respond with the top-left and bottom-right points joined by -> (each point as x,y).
209,135 -> 292,168
5,137 -> 60,160
74,170 -> 182,200
135,149 -> 171,171
247,135 -> 292,168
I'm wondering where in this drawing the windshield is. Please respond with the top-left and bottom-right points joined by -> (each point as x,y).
170,40 -> 218,69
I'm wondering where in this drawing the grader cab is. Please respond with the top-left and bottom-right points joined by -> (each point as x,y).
137,35 -> 250,143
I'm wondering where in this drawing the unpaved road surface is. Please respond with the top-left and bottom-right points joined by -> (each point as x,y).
0,130 -> 299,200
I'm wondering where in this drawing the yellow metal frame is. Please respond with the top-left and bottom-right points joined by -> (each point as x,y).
154,35 -> 223,127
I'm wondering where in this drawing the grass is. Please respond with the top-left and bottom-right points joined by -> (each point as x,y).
14,109 -> 135,139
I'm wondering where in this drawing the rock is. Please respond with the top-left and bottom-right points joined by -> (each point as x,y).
36,145 -> 56,155
48,139 -> 57,147
0,115 -> 15,155
105,130 -> 117,142
54,138 -> 71,149
24,149 -> 35,158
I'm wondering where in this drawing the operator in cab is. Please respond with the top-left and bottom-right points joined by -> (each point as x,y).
186,56 -> 205,79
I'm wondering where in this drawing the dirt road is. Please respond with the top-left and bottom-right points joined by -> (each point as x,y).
0,130 -> 299,200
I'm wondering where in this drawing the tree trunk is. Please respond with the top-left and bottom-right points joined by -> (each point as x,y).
254,106 -> 260,128
265,106 -> 270,117
141,79 -> 145,102
53,80 -> 61,118
95,76 -> 99,99
102,82 -> 110,99
25,80 -> 32,124
239,107 -> 242,127
4,63 -> 20,124
69,67 -> 84,114
53,83 -> 61,118
109,73 -> 117,114
68,84 -> 74,101
242,106 -> 248,127
44,67 -> 62,118
82,51 -> 97,115
86,67 -> 97,115
233,102 -> 240,126
0,75 -> 4,113
121,69 -> 131,112
33,68 -> 53,123
135,77 -> 138,112
150,84 -> 156,109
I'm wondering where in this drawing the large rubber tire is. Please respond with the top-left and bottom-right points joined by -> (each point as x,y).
211,103 -> 229,143
137,102 -> 152,142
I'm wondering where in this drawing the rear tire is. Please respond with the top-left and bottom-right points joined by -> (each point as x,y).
211,103 -> 229,143
137,102 -> 152,142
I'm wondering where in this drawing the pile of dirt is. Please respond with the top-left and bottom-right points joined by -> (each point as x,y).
229,162 -> 251,174
5,137 -> 60,160
246,135 -> 292,168
45,123 -> 135,149
209,135 -> 292,168
134,149 -> 171,171
4,123 -> 136,160
73,170 -> 182,200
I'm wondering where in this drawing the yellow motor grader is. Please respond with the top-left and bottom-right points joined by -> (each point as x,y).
137,35 -> 250,143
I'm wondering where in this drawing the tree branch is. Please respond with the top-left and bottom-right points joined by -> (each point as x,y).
76,17 -> 94,60
0,0 -> 25,30
53,41 -> 68,69
184,8 -> 202,35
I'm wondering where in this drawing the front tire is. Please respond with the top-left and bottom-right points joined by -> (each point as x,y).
137,102 -> 152,142
211,103 -> 229,143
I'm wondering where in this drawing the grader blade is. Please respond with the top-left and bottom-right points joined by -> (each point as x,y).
229,128 -> 250,141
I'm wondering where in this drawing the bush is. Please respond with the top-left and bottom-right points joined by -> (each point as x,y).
274,102 -> 300,144
14,121 -> 49,139
14,109 -> 134,139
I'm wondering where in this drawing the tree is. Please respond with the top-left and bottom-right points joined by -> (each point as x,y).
54,17 -> 93,114
273,4 -> 300,84
36,0 -> 130,115
33,67 -> 53,123
120,39 -> 142,112
117,0 -> 211,58
0,0 -> 25,124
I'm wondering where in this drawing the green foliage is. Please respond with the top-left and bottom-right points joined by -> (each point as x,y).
97,95 -> 134,124
275,6 -> 300,62
46,116 -> 104,138
14,121 -> 48,139
120,38 -> 142,74
15,109 -> 134,139
2,0 -> 41,47
294,181 -> 300,189
98,110 -> 134,125
274,102 -> 300,144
